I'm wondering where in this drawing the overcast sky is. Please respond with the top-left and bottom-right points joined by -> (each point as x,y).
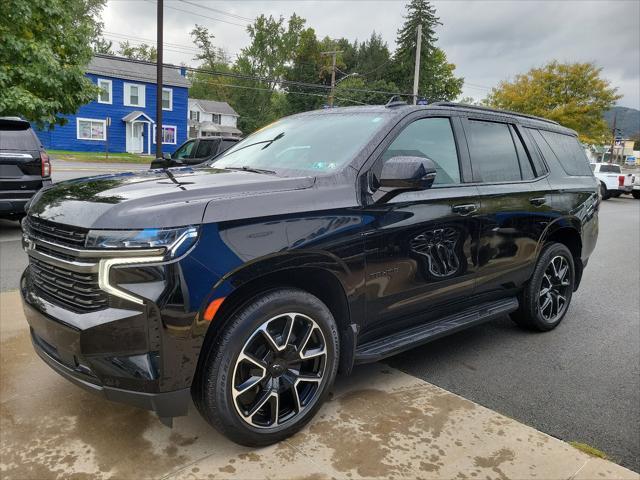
102,0 -> 640,109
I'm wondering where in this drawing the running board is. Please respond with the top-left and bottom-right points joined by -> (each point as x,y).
354,297 -> 519,364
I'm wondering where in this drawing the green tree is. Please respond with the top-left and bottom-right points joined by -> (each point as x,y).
93,37 -> 114,55
231,14 -> 306,133
390,0 -> 463,101
355,32 -> 392,82
0,0 -> 105,127
117,41 -> 157,62
284,27 -> 324,114
188,25 -> 233,101
334,77 -> 399,106
486,61 -> 621,143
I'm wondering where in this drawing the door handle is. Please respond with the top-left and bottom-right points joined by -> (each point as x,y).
529,197 -> 546,206
452,203 -> 478,215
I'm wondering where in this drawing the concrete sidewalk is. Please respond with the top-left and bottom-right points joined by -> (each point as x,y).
1,290 -> 637,480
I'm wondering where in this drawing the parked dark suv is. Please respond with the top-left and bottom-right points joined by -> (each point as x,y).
150,135 -> 240,169
0,117 -> 52,220
20,103 -> 599,446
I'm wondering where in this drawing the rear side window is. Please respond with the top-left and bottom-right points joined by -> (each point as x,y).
0,127 -> 39,151
466,120 -> 522,182
220,139 -> 238,154
599,164 -> 621,173
535,130 -> 592,176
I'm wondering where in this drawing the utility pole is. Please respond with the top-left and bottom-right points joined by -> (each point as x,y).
321,50 -> 342,107
155,0 -> 163,158
609,111 -> 617,164
412,24 -> 422,105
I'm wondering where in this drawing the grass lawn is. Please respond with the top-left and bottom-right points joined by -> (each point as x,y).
48,150 -> 152,164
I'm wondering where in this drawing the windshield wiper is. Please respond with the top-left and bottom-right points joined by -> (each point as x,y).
224,132 -> 285,155
224,166 -> 277,175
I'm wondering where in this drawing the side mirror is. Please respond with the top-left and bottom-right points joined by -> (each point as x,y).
377,156 -> 437,196
162,152 -> 172,160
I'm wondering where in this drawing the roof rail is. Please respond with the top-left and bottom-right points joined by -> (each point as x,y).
430,102 -> 559,125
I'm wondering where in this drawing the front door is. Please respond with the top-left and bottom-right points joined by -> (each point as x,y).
131,122 -> 144,153
361,115 -> 481,341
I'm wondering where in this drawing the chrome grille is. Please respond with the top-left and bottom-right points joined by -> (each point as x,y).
25,216 -> 87,248
28,256 -> 108,312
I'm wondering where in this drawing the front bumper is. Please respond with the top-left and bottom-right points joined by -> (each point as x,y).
21,272 -> 191,418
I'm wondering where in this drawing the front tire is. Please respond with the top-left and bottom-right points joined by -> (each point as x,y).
193,288 -> 339,446
511,242 -> 575,331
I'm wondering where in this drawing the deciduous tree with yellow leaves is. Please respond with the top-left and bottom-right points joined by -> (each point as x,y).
486,61 -> 621,144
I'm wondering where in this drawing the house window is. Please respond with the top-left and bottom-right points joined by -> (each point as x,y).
97,79 -> 112,104
124,83 -> 145,107
212,114 -> 221,125
153,125 -> 177,145
190,110 -> 200,122
162,88 -> 173,111
77,118 -> 106,141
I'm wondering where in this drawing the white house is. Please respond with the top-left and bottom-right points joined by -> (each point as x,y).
188,99 -> 242,138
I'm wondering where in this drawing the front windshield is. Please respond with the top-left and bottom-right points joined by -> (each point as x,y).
211,112 -> 392,175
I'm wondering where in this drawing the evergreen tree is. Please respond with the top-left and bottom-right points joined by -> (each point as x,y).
390,0 -> 463,101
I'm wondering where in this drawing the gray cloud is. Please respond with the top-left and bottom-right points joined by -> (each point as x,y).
103,0 -> 640,108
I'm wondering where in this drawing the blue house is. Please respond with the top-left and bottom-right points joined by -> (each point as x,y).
37,55 -> 190,155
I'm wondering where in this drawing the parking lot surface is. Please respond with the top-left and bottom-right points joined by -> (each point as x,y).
391,195 -> 640,471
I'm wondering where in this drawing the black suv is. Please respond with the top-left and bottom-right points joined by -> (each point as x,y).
150,135 -> 240,169
0,117 -> 52,220
20,103 -> 599,446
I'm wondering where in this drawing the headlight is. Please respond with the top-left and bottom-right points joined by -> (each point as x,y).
90,226 -> 199,305
86,226 -> 199,257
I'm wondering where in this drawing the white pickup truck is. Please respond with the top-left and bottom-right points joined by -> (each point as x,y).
591,163 -> 635,200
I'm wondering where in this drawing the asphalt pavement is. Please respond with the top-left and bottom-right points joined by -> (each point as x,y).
0,161 -> 638,471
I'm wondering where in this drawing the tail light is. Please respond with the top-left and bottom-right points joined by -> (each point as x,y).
618,175 -> 625,187
41,151 -> 51,177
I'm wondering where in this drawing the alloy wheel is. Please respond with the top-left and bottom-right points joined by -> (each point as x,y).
231,313 -> 327,429
538,255 -> 571,323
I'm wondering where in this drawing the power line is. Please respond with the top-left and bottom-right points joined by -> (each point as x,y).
142,0 -> 247,28
177,0 -> 254,22
103,31 -> 200,53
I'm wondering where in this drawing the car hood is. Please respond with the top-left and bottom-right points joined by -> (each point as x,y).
28,166 -> 315,229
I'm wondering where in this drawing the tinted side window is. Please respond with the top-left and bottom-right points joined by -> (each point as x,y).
466,120 -> 521,182
382,117 -> 460,185
537,130 -> 592,176
220,139 -> 238,154
173,140 -> 196,159
195,139 -> 219,158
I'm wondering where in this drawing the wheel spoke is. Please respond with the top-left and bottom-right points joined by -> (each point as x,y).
540,294 -> 552,316
300,346 -> 326,360
260,327 -> 282,352
297,374 -> 322,383
234,374 -> 266,397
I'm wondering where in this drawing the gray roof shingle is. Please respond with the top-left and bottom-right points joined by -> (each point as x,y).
190,98 -> 239,116
88,55 -> 190,88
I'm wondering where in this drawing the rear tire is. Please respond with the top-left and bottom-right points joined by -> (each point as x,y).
600,182 -> 610,200
632,191 -> 640,199
511,242 -> 574,331
193,288 -> 339,447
